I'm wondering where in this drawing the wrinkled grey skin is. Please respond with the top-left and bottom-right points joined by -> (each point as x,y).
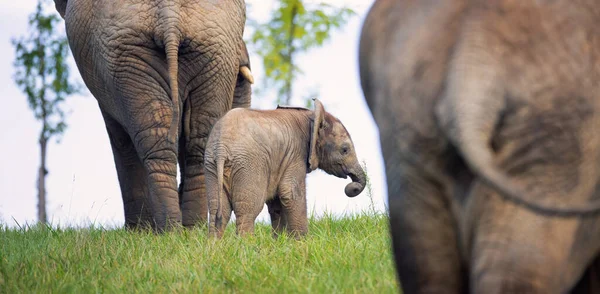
178,40 -> 254,228
54,0 -> 253,231
360,0 -> 600,293
204,99 -> 366,238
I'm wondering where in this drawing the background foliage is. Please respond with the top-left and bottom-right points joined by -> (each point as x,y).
12,0 -> 79,224
248,0 -> 356,106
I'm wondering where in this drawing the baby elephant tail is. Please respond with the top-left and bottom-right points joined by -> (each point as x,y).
214,155 -> 226,231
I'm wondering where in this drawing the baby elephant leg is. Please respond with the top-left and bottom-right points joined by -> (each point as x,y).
231,171 -> 267,237
266,196 -> 287,237
278,168 -> 308,239
233,198 -> 265,237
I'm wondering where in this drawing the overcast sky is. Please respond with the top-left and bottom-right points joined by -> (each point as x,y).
0,0 -> 386,228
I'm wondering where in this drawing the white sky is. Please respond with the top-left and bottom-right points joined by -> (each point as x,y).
0,0 -> 386,228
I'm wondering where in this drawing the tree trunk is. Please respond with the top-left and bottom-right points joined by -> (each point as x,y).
37,135 -> 47,224
36,17 -> 48,225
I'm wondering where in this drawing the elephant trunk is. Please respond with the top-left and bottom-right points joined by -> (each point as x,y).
344,164 -> 366,198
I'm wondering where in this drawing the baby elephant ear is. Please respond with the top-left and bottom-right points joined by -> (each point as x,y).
309,98 -> 325,171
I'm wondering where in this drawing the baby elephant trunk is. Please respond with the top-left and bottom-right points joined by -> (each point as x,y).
345,164 -> 366,197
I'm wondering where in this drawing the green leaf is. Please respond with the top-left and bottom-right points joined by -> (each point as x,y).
12,0 -> 81,141
247,0 -> 355,105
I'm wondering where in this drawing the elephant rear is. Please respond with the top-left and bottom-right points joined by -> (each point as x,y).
360,0 -> 600,293
204,108 -> 252,238
57,0 -> 249,230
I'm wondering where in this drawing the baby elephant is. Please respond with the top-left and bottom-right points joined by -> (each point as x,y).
204,99 -> 366,238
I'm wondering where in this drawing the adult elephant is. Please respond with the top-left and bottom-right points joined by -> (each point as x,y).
360,0 -> 600,293
53,0 -> 253,231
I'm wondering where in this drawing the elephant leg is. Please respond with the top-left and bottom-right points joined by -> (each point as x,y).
179,164 -> 207,227
233,202 -> 263,237
111,72 -> 182,231
388,161 -> 464,294
180,162 -> 208,227
180,61 -> 237,227
177,110 -> 187,206
134,130 -> 180,231
228,169 -> 267,237
231,189 -> 265,237
266,196 -> 287,237
131,127 -> 180,231
102,111 -> 152,230
278,168 -> 309,239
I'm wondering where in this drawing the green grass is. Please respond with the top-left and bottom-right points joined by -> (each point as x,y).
0,212 -> 398,293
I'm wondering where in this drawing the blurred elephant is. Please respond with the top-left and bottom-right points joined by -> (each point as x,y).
204,99 -> 366,238
360,0 -> 600,293
53,0 -> 253,231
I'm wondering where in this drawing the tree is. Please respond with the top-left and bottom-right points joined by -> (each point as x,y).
248,0 -> 355,105
12,0 -> 79,224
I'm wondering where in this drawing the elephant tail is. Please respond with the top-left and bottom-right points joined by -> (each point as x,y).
460,141 -> 600,216
165,31 -> 180,144
441,50 -> 600,217
214,154 -> 226,229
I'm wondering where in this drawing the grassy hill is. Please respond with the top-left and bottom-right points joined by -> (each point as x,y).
0,212 -> 398,293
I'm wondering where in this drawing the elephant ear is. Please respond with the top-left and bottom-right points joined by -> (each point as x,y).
309,98 -> 325,171
54,0 -> 68,19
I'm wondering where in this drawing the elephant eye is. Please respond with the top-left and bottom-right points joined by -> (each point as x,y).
341,146 -> 349,155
